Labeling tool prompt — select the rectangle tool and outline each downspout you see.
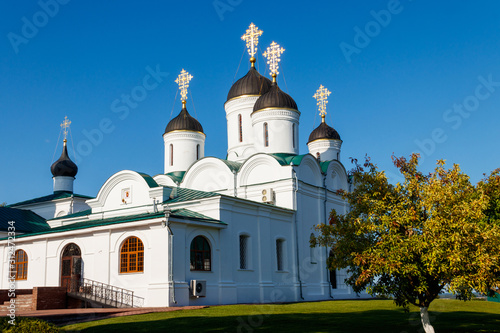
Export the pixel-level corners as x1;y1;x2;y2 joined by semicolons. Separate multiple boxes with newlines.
165;208;177;304
291;166;304;300
233;170;237;197
324;173;333;299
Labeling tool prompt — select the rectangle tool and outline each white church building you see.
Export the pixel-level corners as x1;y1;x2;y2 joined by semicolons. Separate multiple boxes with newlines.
0;24;362;307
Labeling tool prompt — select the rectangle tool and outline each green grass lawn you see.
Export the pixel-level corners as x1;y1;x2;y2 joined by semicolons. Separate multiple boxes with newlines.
62;299;500;333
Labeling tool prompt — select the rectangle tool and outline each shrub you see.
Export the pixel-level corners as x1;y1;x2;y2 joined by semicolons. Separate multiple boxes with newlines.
0;317;60;332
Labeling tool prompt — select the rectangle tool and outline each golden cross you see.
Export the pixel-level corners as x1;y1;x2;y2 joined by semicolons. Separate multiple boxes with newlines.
313;85;331;121
241;23;263;58
60;116;71;141
263;42;285;78
175;69;193;102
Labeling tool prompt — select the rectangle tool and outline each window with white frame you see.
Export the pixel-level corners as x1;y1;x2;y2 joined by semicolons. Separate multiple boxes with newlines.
276;239;284;271
239;235;249;269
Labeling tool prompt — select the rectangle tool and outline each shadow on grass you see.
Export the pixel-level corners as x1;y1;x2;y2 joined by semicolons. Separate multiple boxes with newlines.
66;310;500;333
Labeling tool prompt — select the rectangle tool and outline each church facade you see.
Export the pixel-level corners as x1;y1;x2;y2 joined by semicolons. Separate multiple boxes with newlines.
0;24;364;307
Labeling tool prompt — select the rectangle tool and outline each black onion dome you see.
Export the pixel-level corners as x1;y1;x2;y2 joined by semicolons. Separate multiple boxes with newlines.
253;82;298;113
164;107;204;134
227;67;272;101
51;143;78;177
308;121;341;143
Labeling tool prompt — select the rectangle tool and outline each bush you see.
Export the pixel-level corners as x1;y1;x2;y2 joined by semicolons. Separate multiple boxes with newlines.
0;317;60;332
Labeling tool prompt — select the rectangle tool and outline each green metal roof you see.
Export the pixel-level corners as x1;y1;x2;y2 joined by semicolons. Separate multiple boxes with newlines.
164;171;186;184
8;192;94;208
2;208;224;240
269;153;307;166
165;187;220;204
50;209;92;220
171;208;225;224
219;159;242;172
0;207;50;233
320;161;331;174
137;172;160;188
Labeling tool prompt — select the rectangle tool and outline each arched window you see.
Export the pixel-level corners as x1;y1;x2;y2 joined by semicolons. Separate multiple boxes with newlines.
238;114;243;142
196;144;200;160
190;236;211;271
239;235;249;269
120;237;144;273
292;124;295;148
329;249;337;289
170;144;174;166
15;250;28;280
309;233;317;264
276;239;284;271
264;123;269;147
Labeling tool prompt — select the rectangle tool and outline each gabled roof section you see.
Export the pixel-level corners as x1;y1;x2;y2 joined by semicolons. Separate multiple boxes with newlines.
171;208;225;225
0;207;50;233
6;211;165;240
2;208;225;240
50;209;92;221
8;193;94;208
165;187;220;204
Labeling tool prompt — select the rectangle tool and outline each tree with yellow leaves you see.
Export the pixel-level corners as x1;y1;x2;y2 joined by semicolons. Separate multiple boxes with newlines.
312;154;500;333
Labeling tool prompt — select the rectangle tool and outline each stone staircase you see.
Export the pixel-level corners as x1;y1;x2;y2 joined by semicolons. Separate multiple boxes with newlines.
0;294;33;312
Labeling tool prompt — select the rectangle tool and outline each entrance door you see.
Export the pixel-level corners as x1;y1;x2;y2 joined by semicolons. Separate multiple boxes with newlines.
61;243;82;292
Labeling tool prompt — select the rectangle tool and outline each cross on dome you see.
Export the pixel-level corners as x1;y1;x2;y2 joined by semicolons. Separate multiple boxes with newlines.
263;42;285;81
313;85;331;122
241;23;263;63
175;69;193;105
60;116;71;142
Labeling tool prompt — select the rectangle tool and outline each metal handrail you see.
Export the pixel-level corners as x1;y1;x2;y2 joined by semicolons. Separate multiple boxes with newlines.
71;278;144;307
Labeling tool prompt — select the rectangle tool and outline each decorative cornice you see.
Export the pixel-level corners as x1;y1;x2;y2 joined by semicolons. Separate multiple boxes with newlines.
251;107;301;116
163;130;206;139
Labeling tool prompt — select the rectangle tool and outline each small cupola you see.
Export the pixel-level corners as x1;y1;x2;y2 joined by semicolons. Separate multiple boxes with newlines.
307;85;342;161
227;63;272;102
163;69;206;174
252;81;298;113
51;140;78;178
165;104;204;135
51;117;78;193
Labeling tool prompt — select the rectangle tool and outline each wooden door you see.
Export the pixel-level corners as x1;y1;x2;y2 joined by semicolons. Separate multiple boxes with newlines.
61;243;82;292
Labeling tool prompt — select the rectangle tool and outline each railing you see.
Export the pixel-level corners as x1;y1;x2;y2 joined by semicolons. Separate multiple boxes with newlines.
71;278;144;308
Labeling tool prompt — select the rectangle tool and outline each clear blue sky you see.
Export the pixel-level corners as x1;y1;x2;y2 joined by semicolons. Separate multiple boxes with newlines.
1;0;499;204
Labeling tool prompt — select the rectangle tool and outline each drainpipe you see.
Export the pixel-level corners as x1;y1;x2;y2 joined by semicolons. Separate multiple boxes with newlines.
233;170;237;197
291;166;304;300
165;208;177;304
324;174;333;299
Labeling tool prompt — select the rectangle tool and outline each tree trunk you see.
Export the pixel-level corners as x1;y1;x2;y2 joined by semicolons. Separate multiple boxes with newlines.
420;307;435;333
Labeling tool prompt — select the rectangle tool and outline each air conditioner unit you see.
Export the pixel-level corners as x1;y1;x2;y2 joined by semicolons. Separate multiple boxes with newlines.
190;280;206;297
261;188;275;204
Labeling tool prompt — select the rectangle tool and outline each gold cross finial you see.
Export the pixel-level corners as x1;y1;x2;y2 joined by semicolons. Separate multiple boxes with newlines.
241;23;263;64
313;85;331;122
60;116;71;142
175;69;193;105
263;42;285;81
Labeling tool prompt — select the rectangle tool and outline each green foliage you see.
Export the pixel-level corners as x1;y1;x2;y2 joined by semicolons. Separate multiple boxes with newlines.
0;317;60;332
312;154;500;311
